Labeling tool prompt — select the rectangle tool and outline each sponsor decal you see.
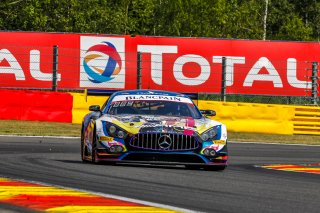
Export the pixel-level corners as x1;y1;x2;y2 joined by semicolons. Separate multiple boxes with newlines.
112;95;193;103
0;32;318;95
126;95;181;101
99;136;113;141
213;140;226;145
80;36;125;88
137;42;313;95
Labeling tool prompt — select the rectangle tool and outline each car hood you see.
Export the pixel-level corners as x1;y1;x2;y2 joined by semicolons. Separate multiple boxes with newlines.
99;114;221;135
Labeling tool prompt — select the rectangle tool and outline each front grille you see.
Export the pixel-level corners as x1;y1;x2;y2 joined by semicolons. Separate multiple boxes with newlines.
129;133;199;151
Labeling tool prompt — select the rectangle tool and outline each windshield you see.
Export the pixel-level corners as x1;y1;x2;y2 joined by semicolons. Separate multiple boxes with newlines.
107;100;202;119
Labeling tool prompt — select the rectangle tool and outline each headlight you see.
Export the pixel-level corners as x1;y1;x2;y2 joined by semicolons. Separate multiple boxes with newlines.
202;133;209;141
117;130;125;138
105;122;128;139
109;125;116;134
208;129;217;138
201;127;218;141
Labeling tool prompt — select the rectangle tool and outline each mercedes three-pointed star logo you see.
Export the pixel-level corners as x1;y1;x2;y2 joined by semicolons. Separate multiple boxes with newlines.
158;134;172;150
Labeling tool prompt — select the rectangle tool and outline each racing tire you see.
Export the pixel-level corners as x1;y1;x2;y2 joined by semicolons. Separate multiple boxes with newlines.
80;125;86;162
91;126;98;164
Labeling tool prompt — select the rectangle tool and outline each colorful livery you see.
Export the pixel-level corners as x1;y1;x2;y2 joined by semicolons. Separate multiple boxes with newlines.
81;90;228;170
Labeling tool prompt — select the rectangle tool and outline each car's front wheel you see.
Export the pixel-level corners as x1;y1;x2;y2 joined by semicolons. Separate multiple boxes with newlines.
80;124;86;162
91;126;98;163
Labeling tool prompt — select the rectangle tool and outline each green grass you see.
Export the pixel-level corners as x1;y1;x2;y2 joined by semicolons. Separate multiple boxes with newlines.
229;132;320;145
0;120;319;145
0;120;81;137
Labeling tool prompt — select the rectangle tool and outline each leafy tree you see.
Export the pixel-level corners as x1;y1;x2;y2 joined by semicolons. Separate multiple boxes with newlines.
267;0;313;41
0;0;319;41
291;0;320;41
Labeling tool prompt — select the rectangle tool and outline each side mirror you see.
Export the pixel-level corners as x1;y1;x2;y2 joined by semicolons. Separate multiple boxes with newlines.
200;110;216;116
89;105;100;112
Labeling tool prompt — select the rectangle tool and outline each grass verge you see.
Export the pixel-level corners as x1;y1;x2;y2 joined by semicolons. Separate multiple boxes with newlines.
0;120;81;137
0;120;319;145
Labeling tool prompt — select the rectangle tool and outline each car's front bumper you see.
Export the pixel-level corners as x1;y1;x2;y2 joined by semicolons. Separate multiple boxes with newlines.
96;149;228;166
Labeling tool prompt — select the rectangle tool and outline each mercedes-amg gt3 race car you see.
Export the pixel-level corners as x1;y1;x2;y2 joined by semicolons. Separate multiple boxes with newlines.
81;90;228;170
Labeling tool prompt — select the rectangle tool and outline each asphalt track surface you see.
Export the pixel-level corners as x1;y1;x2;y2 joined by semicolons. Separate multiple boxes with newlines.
0;136;319;213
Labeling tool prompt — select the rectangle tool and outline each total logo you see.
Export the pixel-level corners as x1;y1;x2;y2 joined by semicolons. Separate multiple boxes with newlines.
80;36;125;88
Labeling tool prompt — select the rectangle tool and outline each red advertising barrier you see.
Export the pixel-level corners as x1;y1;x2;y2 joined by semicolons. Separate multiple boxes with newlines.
0;90;72;122
133;36;320;96
0;32;80;89
0;32;319;96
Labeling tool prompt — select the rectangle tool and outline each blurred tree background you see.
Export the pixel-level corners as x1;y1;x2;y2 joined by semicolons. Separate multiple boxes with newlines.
0;0;319;41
